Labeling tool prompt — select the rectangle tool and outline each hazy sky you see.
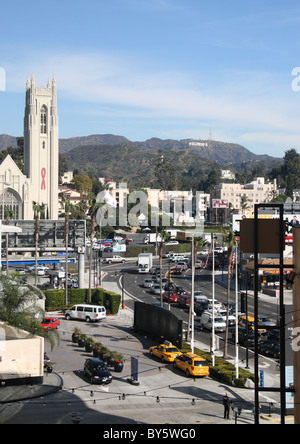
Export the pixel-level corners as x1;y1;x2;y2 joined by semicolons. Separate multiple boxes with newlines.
0;0;300;157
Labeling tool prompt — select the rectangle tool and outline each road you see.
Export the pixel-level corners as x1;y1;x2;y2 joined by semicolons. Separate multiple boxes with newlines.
101;254;281;391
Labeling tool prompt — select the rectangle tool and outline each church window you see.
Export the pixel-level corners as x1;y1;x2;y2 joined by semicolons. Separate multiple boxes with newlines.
40;106;47;134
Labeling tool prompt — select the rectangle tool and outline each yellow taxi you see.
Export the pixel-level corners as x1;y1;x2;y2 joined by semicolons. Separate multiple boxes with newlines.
238;315;266;332
173;352;210;377
149;341;182;363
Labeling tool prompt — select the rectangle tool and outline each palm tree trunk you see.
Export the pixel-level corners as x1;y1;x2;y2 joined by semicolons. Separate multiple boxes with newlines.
223;248;233;359
65;213;69;306
35;214;39;286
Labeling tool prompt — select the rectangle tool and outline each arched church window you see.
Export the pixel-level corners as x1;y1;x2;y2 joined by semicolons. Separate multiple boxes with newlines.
0;190;21;220
40;105;47;134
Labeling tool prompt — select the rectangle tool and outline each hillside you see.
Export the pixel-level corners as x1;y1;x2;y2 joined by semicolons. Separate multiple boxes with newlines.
63;141;216;189
0;133;281;167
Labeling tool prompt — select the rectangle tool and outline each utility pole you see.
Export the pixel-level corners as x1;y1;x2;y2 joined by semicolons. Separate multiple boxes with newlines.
293;228;300;424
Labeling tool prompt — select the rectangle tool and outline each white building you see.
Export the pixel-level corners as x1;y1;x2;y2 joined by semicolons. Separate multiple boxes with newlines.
211;177;277;212
0;75;59;219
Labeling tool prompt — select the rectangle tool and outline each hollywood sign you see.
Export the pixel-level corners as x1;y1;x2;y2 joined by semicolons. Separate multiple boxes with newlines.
188;142;208;147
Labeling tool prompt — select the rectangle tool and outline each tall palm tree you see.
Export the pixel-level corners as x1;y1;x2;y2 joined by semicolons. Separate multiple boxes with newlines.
63;198;74;306
32;201;46;286
4;206;15;272
87;194;101;303
222;228;236;359
158;229;170;307
187;236;207;340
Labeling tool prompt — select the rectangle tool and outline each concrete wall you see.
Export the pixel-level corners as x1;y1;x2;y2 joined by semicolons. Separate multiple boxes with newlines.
0;322;44;385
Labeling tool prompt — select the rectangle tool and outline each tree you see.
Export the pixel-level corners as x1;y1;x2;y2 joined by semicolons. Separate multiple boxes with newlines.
222;228;236;359
61;198;74;306
240;194;251;211
87;194;101;303
158;229;170;307
0;273;59;350
4;206;14;271
73;173;93;196
32;202;46;286
187;236;207;340
154;156;176;190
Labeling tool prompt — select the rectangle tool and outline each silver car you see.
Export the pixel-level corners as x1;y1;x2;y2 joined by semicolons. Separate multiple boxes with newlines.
143;279;154;288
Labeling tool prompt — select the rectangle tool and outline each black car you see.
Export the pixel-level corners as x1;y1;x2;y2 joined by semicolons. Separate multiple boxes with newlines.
258;341;280;359
84;358;112;385
232;326;255;348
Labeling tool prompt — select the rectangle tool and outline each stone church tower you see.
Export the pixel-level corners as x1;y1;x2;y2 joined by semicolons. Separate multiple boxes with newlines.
23;75;59;219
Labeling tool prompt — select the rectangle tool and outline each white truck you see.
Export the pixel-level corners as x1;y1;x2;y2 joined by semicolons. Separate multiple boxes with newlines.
105;255;126;264
143;233;162;244
138;253;153;274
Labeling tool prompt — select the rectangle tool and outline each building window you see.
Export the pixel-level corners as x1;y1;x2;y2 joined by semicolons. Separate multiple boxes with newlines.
41;106;47;134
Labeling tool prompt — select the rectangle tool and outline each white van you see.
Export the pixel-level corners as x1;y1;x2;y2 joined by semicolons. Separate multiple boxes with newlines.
65;304;106;322
200;311;226;332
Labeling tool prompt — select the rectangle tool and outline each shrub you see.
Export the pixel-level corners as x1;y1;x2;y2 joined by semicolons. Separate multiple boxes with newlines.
44;288;121;314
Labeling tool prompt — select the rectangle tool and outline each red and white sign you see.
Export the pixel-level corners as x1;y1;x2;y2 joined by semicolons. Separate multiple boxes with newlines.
212;199;229;209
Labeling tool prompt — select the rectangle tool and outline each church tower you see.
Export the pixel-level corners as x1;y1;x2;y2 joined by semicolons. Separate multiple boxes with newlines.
23;75;59;219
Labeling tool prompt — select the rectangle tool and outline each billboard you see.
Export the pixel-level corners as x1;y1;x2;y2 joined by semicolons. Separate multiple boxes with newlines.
212;199;229;209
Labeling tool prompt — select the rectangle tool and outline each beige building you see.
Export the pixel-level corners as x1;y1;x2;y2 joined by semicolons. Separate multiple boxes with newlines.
211;177;277;212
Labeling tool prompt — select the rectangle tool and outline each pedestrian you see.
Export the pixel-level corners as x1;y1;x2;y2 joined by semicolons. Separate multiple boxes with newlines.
223;392;231;420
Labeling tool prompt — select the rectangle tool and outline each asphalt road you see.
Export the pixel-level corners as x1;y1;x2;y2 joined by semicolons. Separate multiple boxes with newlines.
101;255;282;390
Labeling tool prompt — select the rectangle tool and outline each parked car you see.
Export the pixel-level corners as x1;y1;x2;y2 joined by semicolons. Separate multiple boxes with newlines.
15;267;26;275
164;240;179;246
173;352;210;377
84;358;112;384
149;341;182;362
41;317;60;331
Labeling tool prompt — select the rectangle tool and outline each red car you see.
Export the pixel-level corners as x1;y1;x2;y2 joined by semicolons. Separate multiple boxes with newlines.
177;294;191;308
41;317;60;331
163;291;178;303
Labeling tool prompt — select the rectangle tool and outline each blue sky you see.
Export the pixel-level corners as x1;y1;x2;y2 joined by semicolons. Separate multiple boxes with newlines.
0;0;300;158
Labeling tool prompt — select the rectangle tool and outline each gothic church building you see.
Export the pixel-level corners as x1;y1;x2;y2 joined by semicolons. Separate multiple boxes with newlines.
0;75;59;220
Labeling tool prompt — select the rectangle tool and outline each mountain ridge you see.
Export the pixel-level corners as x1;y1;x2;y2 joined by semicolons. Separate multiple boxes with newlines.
0;133;281;165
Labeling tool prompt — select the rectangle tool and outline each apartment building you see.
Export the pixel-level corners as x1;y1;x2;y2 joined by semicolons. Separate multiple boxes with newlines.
211;177;277;212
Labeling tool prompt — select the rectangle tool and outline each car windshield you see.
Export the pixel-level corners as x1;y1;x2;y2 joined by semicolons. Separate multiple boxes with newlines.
94;364;107;371
194;360;209;367
215;318;224;324
42;319;51;324
166;347;179;353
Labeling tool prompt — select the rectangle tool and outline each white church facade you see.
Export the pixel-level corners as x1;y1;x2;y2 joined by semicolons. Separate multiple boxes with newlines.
0;75;59;220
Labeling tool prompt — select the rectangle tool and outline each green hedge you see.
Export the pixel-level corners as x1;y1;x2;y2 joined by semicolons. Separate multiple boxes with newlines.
43;288;121;315
181;343;255;388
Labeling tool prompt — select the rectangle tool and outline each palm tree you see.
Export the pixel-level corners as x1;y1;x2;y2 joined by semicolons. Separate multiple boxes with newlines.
62;198;74;306
187;236;207;340
4;206;15;272
0;273;59;350
87;194;101;303
32;201;46;286
222;228;236;359
158;229;170;307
